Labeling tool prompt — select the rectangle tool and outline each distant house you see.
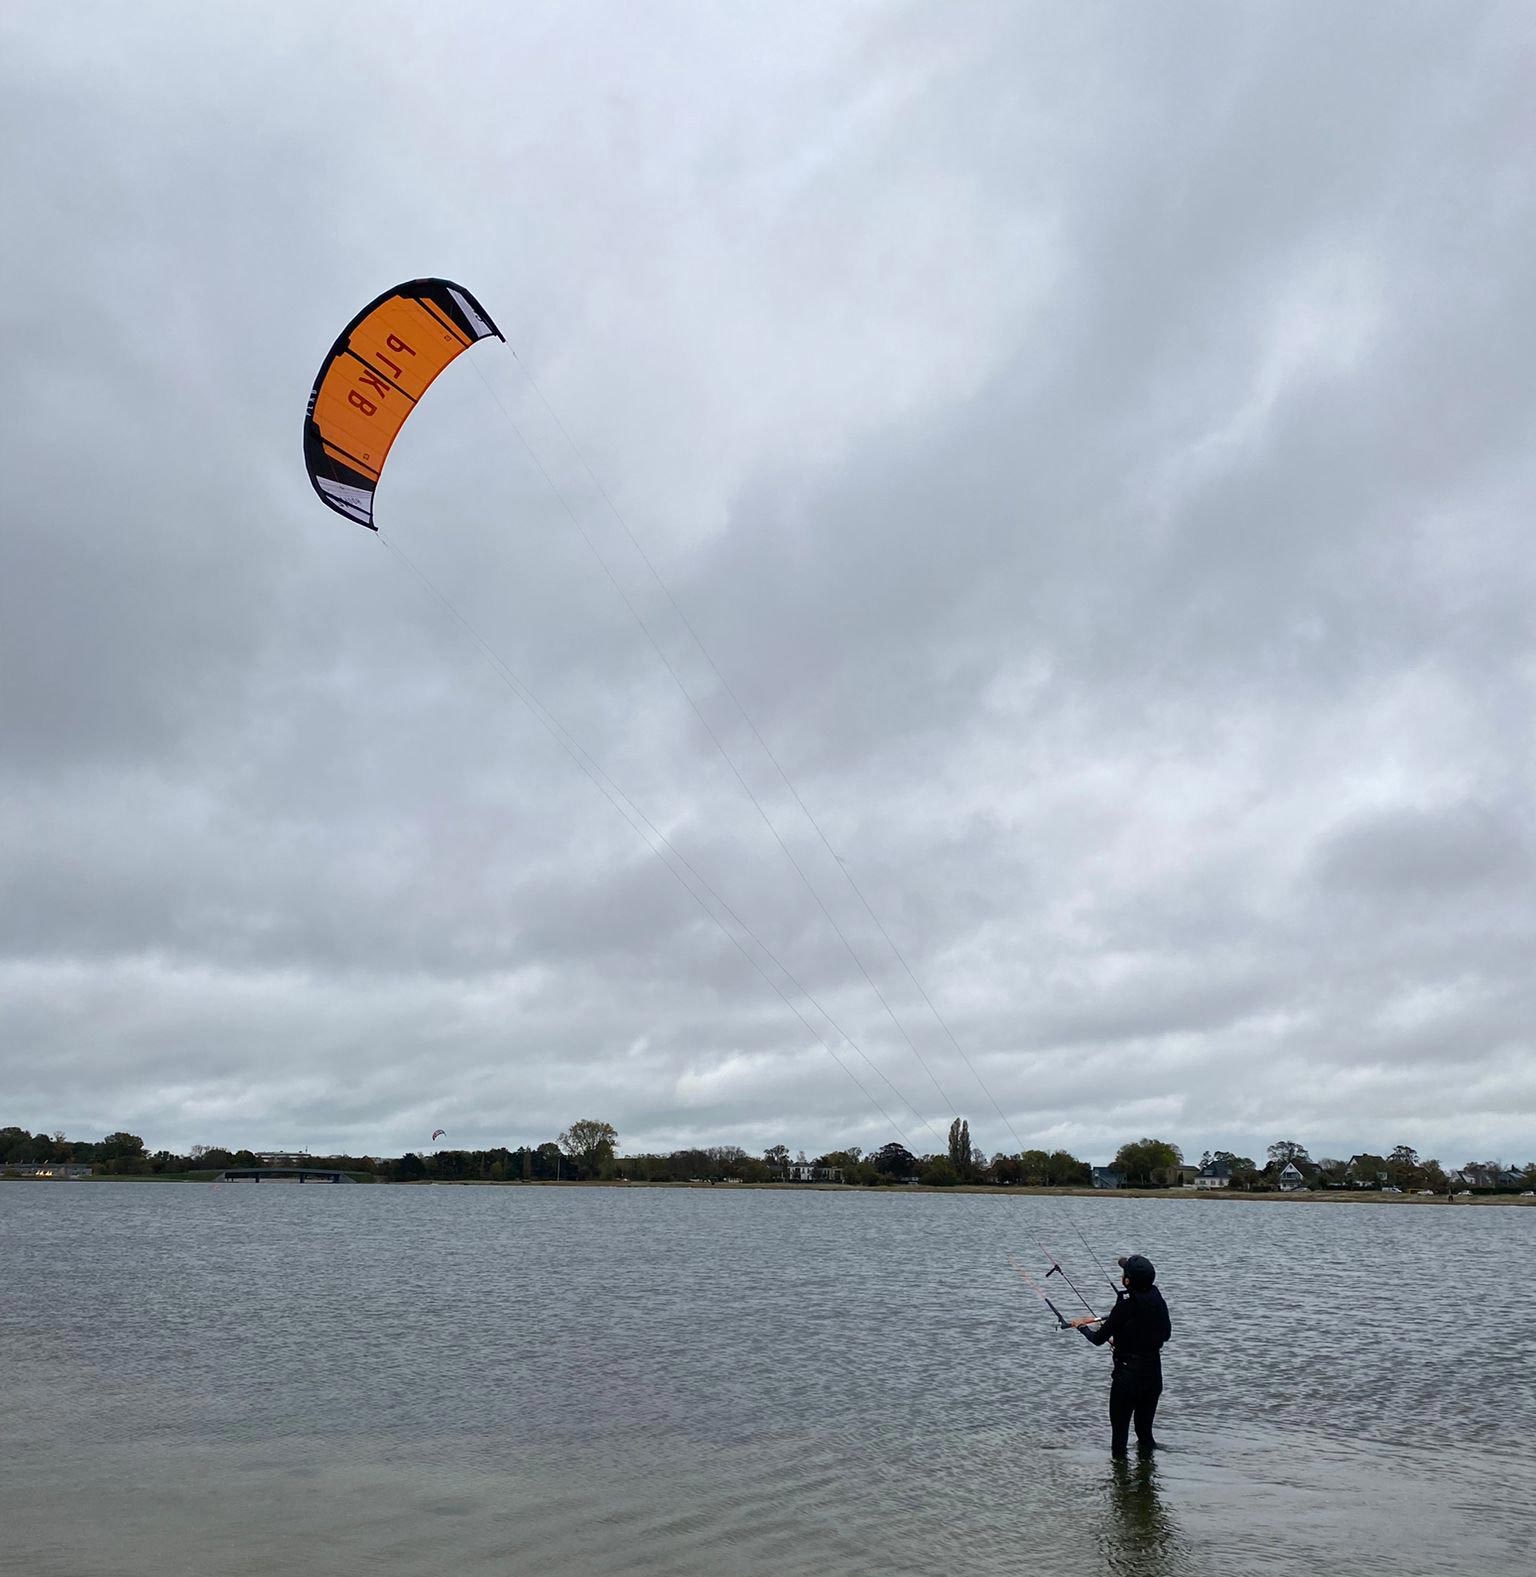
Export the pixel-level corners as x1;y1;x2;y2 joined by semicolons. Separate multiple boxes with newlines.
788;1163;843;1183
1091;1167;1122;1189
1194;1160;1232;1189
1449;1165;1524;1191
1175;1164;1200;1187
255;1150;311;1166
1278;1162;1308;1192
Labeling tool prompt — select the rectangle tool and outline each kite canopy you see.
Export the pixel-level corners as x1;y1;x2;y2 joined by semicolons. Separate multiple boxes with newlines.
431;1129;447;1142
303;278;503;529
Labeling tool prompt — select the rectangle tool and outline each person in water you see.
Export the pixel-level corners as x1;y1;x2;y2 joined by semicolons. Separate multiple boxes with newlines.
1070;1253;1171;1456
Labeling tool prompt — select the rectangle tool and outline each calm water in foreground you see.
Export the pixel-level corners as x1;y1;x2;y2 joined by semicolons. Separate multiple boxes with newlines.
3;1182;1532;1577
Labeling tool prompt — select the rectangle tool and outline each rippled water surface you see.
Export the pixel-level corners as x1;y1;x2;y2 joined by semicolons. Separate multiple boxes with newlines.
4;1183;1531;1576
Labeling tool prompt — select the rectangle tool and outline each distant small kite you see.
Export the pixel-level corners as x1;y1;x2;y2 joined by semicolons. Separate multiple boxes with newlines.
431;1129;447;1142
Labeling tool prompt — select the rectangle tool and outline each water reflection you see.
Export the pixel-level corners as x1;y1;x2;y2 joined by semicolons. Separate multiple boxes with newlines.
1099;1455;1188;1576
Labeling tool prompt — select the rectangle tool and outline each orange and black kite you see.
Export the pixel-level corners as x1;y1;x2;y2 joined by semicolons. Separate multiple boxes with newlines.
303;278;504;529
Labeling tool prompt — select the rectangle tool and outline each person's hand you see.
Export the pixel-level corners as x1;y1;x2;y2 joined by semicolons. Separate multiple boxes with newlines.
1068;1315;1099;1328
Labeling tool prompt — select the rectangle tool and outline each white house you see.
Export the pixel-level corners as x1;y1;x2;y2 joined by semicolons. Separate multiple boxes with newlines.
1278;1162;1308;1192
1194;1160;1232;1189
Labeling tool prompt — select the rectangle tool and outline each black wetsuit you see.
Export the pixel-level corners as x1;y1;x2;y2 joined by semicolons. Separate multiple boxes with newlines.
1081;1285;1171;1454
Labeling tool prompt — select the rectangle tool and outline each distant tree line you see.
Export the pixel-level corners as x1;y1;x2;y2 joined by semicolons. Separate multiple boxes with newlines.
0;1119;1093;1187
4;1121;1532;1192
1202;1139;1534;1194
1112;1136;1536;1194
0;1127;176;1174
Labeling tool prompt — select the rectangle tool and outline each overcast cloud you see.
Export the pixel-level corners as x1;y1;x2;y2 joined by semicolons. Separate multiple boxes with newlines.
2;1;1532;1166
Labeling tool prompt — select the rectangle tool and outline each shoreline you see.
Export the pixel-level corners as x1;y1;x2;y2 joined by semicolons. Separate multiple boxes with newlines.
5;1174;1531;1203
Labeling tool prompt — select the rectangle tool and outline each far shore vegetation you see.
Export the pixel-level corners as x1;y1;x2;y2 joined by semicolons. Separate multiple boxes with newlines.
4;1122;1533;1201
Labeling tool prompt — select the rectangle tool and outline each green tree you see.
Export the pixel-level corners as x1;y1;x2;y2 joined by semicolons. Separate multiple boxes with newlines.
98;1131;146;1162
1112;1138;1183;1188
558;1120;618;1178
669;1148;711;1181
1046;1149;1093;1187
1387;1144;1423;1189
1267;1139;1310;1167
707;1145;751;1179
921;1155;960;1186
872;1141;917;1178
948;1118;972;1177
1017;1149;1051;1185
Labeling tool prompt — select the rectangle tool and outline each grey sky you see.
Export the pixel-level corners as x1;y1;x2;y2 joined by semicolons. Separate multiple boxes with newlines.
3;1;1532;1166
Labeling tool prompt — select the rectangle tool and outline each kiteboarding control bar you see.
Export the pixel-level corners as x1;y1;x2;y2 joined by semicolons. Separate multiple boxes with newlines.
1008;1255;1100;1331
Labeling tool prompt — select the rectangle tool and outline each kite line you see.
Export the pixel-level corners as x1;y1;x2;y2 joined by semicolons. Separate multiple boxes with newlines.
301;278;1117;1319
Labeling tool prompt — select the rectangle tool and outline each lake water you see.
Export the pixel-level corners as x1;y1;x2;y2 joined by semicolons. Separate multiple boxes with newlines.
3;1182;1531;1576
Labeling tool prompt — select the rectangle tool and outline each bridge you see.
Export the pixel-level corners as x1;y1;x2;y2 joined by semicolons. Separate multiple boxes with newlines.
217;1167;359;1183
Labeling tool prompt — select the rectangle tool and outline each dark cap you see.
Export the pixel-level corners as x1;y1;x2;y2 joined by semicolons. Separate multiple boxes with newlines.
1117;1254;1156;1288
